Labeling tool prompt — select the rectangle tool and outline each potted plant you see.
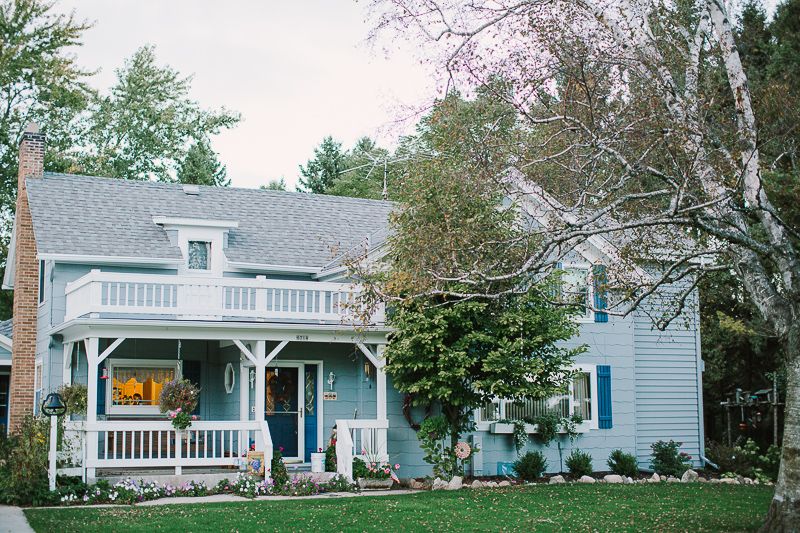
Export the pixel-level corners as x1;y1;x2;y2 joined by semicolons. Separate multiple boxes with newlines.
353;455;400;490
158;378;200;431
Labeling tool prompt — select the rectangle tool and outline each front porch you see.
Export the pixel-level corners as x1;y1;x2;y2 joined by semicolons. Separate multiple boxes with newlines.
54;321;389;482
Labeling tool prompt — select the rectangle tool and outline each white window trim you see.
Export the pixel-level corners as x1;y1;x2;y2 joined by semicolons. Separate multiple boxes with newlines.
474;364;599;433
560;262;597;323
34;360;43;411
105;358;180;416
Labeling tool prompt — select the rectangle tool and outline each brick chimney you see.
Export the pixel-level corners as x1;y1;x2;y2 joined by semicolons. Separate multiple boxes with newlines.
8;123;44;432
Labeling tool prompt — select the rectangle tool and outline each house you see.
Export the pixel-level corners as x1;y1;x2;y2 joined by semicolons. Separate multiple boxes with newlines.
5;125;706;481
0;319;11;433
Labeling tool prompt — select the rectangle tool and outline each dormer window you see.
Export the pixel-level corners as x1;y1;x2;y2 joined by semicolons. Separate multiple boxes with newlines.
188;241;211;270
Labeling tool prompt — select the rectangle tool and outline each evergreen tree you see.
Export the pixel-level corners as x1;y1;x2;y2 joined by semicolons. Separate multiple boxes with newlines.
297;136;346;194
176;142;229;187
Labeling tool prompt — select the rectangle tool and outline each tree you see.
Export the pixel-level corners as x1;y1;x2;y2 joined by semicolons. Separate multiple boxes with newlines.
261;178;287;191
0;0;94;320
369;109;583;467
74;45;241;181
367;0;800;529
176;141;229;187
297;136;346;194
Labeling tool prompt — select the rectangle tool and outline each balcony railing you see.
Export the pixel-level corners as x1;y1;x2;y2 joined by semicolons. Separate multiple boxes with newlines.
64;270;385;324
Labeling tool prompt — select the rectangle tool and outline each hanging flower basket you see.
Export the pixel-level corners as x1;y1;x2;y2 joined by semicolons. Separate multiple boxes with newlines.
159;378;200;431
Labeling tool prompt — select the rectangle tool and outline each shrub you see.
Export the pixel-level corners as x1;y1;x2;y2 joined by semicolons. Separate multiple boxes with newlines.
704;440;753;477
650;440;691;476
565;449;593;477
58;383;88;417
325;442;337;472
606;449;639;478
740;439;780;482
0;414;55;506
271;448;288;488
513;450;548;481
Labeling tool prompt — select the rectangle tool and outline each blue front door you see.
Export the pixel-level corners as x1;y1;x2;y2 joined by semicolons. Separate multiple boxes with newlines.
303;365;318;462
265;365;302;460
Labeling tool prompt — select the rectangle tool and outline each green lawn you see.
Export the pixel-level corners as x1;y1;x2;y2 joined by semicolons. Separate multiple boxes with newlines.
24;483;772;533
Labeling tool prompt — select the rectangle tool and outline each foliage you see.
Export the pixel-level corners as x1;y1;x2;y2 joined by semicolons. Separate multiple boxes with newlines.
0;0;95;320
650;440;692;477
297;136;346;194
298;135;399;199
261;178;287;191
57;383;87;417
325;442;336;472
417;416;459;478
158;378;200;414
176;141;229;187
73;45;240;182
705;440;754;477
271;447;288;488
565;449;593;478
0;414;51;505
352;457;400;481
167;409;197;431
513;450;548;481
526;412;583;447
740;439;781;483
606;449;639;478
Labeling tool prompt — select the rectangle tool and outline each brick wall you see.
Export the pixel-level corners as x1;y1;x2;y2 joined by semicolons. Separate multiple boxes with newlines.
9;125;44;433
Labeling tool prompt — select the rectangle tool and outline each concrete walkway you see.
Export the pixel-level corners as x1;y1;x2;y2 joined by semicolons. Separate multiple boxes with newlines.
0;505;36;533
2;489;420;532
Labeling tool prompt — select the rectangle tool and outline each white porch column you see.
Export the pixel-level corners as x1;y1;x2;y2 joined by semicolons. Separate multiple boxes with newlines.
376;345;387;421
84;337;99;480
239;362;250;422
253;341;266;450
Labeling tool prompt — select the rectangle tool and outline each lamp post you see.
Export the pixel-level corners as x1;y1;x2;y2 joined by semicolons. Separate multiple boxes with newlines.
42;392;67;491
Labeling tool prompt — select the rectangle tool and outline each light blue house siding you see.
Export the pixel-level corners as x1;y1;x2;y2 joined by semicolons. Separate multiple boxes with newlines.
634;305;704;470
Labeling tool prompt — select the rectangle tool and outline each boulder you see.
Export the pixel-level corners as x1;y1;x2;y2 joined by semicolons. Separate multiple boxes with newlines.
624;477;634;484
648;473;661;483
578;475;596;483
470;480;483;489
698;477;707;483
719;477;736;484
446;476;462;490
681;470;699;483
666;477;679;483
499;481;511;487
432;478;448;491
486;481;499;488
549;475;566;484
410;479;425;490
744;478;754;485
604;475;624;484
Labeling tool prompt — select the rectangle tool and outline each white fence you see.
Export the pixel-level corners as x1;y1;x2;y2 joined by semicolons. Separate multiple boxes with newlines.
335;419;389;480
65;270;384;323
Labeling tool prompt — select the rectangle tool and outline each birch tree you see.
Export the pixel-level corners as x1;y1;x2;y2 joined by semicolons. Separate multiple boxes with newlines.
366;0;800;530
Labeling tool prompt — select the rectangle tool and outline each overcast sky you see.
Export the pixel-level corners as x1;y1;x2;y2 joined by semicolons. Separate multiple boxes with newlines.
55;1;437;190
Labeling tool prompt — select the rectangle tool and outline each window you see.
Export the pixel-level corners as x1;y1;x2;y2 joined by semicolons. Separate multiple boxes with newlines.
38;261;45;304
561;265;590;319
34;363;42;413
106;359;179;415
475;366;600;431
188;241;211;270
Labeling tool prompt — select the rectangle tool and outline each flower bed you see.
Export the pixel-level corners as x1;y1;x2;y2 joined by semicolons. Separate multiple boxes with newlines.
54;473;357;506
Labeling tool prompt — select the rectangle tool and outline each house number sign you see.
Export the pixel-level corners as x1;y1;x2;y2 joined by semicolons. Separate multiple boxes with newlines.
296;335;309;341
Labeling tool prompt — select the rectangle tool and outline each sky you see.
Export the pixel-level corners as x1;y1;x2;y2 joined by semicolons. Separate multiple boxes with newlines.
54;1;438;190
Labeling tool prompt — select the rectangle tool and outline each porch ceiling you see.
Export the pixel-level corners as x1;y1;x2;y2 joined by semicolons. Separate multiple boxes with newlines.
48;318;389;344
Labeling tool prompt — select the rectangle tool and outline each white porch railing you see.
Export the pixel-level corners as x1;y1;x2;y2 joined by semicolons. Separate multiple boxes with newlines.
335;419;389;481
77;420;271;477
64;270;385;324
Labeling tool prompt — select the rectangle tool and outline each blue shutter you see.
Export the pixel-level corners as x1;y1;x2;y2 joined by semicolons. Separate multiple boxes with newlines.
597;365;612;428
593;264;608;323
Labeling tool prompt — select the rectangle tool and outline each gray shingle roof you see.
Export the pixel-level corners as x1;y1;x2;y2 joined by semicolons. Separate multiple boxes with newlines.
0;319;11;339
26;174;393;270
